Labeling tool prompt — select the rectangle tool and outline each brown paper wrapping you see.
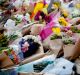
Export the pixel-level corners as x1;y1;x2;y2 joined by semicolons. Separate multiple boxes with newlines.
30;24;44;35
70;38;80;60
0;41;44;69
43;33;63;55
49;39;63;55
63;44;75;58
21;45;45;65
0;53;14;68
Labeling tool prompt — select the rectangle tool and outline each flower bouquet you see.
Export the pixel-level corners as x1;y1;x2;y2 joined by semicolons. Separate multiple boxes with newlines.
0;47;20;68
63;37;75;58
49;34;63;55
0;0;10;10
19;35;41;58
71;26;80;33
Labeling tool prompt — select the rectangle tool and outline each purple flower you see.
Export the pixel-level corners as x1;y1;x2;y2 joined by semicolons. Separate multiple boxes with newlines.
44;15;52;24
34;11;52;24
34;11;45;21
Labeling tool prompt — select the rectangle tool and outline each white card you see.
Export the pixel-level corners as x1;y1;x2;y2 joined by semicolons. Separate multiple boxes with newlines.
4;19;15;29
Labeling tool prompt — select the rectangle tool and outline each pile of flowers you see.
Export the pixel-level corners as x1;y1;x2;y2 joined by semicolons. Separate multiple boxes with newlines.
0;0;80;70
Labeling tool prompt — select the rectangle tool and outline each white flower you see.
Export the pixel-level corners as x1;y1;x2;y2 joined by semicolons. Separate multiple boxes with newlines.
14;14;23;21
23;35;40;44
13;0;23;8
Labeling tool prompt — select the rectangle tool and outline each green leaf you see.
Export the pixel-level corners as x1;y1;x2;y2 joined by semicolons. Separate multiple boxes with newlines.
50;34;62;40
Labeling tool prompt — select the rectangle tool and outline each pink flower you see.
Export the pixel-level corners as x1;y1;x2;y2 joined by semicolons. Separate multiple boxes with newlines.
66;18;71;23
21;42;29;52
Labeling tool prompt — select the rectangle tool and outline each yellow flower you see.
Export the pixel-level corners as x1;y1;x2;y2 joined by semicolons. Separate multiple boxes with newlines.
62;12;68;18
42;4;48;14
61;9;69;18
75;3;80;9
59;17;68;26
34;2;44;14
44;4;48;8
53;4;58;9
52;27;61;35
53;2;61;8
